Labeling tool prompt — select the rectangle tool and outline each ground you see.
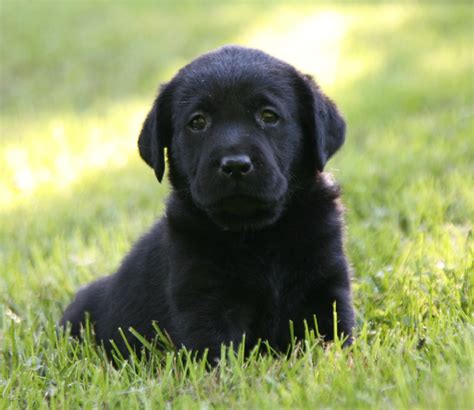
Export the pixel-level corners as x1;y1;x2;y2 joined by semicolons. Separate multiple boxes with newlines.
0;2;473;408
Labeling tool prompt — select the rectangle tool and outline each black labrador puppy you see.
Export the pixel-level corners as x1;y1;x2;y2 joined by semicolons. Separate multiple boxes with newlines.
61;46;355;360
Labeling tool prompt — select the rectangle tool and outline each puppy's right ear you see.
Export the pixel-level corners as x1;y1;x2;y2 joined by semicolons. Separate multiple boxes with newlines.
138;82;174;182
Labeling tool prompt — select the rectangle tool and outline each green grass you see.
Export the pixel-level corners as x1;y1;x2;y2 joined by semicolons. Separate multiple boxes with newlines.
1;1;473;408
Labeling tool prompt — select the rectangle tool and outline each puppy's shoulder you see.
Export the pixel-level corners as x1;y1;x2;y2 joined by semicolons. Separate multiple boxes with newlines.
301;172;346;239
117;217;170;277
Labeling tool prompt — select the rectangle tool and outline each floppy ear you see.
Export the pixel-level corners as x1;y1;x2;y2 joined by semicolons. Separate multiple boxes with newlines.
299;74;346;172
138;82;174;182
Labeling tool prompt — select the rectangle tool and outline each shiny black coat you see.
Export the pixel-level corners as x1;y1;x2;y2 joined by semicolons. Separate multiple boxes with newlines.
61;46;355;360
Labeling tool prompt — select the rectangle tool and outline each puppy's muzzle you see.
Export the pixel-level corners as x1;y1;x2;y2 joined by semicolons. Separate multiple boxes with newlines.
219;155;254;179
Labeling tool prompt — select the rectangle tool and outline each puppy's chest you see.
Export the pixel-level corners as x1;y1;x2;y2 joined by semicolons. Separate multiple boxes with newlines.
229;256;309;316
219;245;314;298
173;240;317;341
257;262;297;307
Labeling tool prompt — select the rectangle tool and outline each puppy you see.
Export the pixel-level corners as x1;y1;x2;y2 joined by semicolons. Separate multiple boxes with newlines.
61;46;355;361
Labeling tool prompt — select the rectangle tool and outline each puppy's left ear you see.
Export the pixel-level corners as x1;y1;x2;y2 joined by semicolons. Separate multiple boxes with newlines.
298;74;346;172
138;82;174;182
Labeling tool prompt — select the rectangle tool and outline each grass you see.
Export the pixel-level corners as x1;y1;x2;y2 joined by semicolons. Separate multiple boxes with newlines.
1;1;473;408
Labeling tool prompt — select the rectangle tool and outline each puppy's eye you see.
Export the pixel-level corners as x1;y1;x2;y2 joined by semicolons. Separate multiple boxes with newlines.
260;109;279;124
188;114;207;131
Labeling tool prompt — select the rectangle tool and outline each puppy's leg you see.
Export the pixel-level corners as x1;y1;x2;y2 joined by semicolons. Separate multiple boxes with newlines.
309;286;355;346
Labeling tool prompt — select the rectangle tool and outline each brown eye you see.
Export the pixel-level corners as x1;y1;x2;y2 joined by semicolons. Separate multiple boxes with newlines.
260;109;279;124
188;114;207;131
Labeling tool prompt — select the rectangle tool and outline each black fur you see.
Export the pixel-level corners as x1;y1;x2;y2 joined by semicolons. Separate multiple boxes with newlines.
61;46;355;361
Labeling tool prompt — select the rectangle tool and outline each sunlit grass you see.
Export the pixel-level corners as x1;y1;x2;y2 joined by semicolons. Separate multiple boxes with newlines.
0;100;147;209
0;1;473;408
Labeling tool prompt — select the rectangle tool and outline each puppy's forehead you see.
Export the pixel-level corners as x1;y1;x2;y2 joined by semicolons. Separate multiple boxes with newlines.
172;47;298;108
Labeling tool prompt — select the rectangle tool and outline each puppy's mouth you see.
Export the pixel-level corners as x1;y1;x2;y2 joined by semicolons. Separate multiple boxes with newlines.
206;194;285;231
213;195;271;216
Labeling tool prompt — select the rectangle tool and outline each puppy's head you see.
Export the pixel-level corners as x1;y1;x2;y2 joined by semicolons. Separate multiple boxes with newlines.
138;46;346;231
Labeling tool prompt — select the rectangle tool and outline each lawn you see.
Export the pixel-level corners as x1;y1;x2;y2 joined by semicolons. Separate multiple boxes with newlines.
0;1;473;408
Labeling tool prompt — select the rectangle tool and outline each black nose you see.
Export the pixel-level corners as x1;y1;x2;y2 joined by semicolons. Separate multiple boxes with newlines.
219;155;253;177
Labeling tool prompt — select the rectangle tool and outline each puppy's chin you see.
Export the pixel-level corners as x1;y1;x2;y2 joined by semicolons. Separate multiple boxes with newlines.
205;195;285;231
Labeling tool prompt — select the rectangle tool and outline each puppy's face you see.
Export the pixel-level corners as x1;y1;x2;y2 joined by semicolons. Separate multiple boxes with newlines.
170;63;305;230
138;46;346;231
